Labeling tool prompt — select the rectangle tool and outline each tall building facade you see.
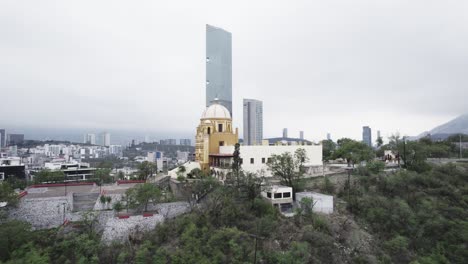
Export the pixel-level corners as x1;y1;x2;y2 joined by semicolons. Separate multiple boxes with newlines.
98;132;111;147
84;133;96;145
180;139;192;146
327;133;331;141
7;134;24;146
243;99;263;145
283;128;288;138
362;126;372;147
0;129;5;148
206;24;232;115
300;131;304;140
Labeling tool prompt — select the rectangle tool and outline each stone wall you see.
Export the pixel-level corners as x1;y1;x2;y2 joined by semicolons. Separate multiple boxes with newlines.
101;202;190;243
8;196;77;229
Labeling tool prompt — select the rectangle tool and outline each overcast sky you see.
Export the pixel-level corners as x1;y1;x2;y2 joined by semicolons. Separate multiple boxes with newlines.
1;0;467;142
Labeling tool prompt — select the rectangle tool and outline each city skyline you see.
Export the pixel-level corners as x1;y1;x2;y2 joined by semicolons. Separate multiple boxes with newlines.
1;1;467;142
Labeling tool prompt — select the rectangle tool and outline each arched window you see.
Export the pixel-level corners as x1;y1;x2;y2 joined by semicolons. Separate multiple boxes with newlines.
218;123;223;132
207;127;211;134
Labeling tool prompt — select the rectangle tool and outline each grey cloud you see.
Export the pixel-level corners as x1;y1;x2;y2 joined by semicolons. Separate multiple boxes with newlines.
1;0;467;142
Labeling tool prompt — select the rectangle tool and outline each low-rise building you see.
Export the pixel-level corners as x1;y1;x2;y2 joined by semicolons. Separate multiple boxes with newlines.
0;157;26;180
43;160;96;181
261;185;293;213
216;145;322;177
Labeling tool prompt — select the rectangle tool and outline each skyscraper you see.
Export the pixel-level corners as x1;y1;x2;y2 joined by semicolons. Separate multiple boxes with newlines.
377;130;381;140
206;24;232;115
84;133;96;145
243;99;263;145
362;126;372;147
327;133;331;141
300;131;304;140
283;128;288;138
0;129;5;148
7;134;24;146
102;132;111;147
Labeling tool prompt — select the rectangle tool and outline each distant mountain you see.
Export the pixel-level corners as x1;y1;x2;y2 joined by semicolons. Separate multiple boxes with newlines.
429;114;468;135
411;114;468;140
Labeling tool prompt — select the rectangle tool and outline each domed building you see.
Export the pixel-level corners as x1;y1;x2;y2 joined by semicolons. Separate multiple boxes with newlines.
195;100;238;172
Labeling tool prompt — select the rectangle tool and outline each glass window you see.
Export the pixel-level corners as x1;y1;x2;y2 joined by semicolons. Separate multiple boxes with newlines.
218;124;223;132
283;192;291;198
262;158;266;163
274;193;282;199
250;158;254;164
267;192;271;198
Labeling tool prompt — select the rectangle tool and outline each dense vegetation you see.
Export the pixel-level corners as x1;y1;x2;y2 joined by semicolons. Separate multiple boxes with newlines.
347;163;468;263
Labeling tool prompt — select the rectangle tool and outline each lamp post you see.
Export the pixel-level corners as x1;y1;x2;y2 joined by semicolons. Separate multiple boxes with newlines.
345;166;354;202
460;134;463;159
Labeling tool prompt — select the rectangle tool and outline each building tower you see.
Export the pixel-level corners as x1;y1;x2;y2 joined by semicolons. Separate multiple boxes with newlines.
84;133;96;145
327;133;331;141
206;24;232;115
300;131;304;140
243;99;263;145
283;128;288;139
195;100;238;172
0;129;5;148
362;126;372;147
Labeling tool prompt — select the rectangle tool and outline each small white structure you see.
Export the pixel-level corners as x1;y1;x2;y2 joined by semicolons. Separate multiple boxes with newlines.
261;185;293;206
295;192;334;214
218;145;322;177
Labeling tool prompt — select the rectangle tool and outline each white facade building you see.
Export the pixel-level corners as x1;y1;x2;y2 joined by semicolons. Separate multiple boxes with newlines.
218;145;322;177
84;133;96;145
295;192;334;214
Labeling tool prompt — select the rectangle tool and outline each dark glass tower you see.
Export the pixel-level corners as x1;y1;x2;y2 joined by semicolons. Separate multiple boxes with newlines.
206;24;232;115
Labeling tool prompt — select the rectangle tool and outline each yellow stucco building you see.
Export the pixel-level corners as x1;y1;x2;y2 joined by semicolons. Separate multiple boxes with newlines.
195;101;238;172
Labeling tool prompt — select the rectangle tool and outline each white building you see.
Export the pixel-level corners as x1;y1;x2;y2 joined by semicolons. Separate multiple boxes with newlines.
100;132;111;147
295;192;334;214
176;151;190;163
218;145;322;177
147;151;164;171
261;185;294;214
84;133;96;145
109;145;123;157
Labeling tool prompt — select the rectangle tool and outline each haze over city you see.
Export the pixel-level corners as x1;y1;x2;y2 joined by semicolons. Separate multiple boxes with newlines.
1;0;468;142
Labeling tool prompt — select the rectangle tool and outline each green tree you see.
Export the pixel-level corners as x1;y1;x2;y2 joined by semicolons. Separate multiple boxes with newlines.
137;161;157;180
333;138;375;166
376;136;384;147
0;220;31;261
94;168;113;183
321;139;336;161
125;183;162;212
117;171;125;180
232;143;242;187
34;169;66;183
0;182;19;207
267;148;308;197
113;201;124;214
